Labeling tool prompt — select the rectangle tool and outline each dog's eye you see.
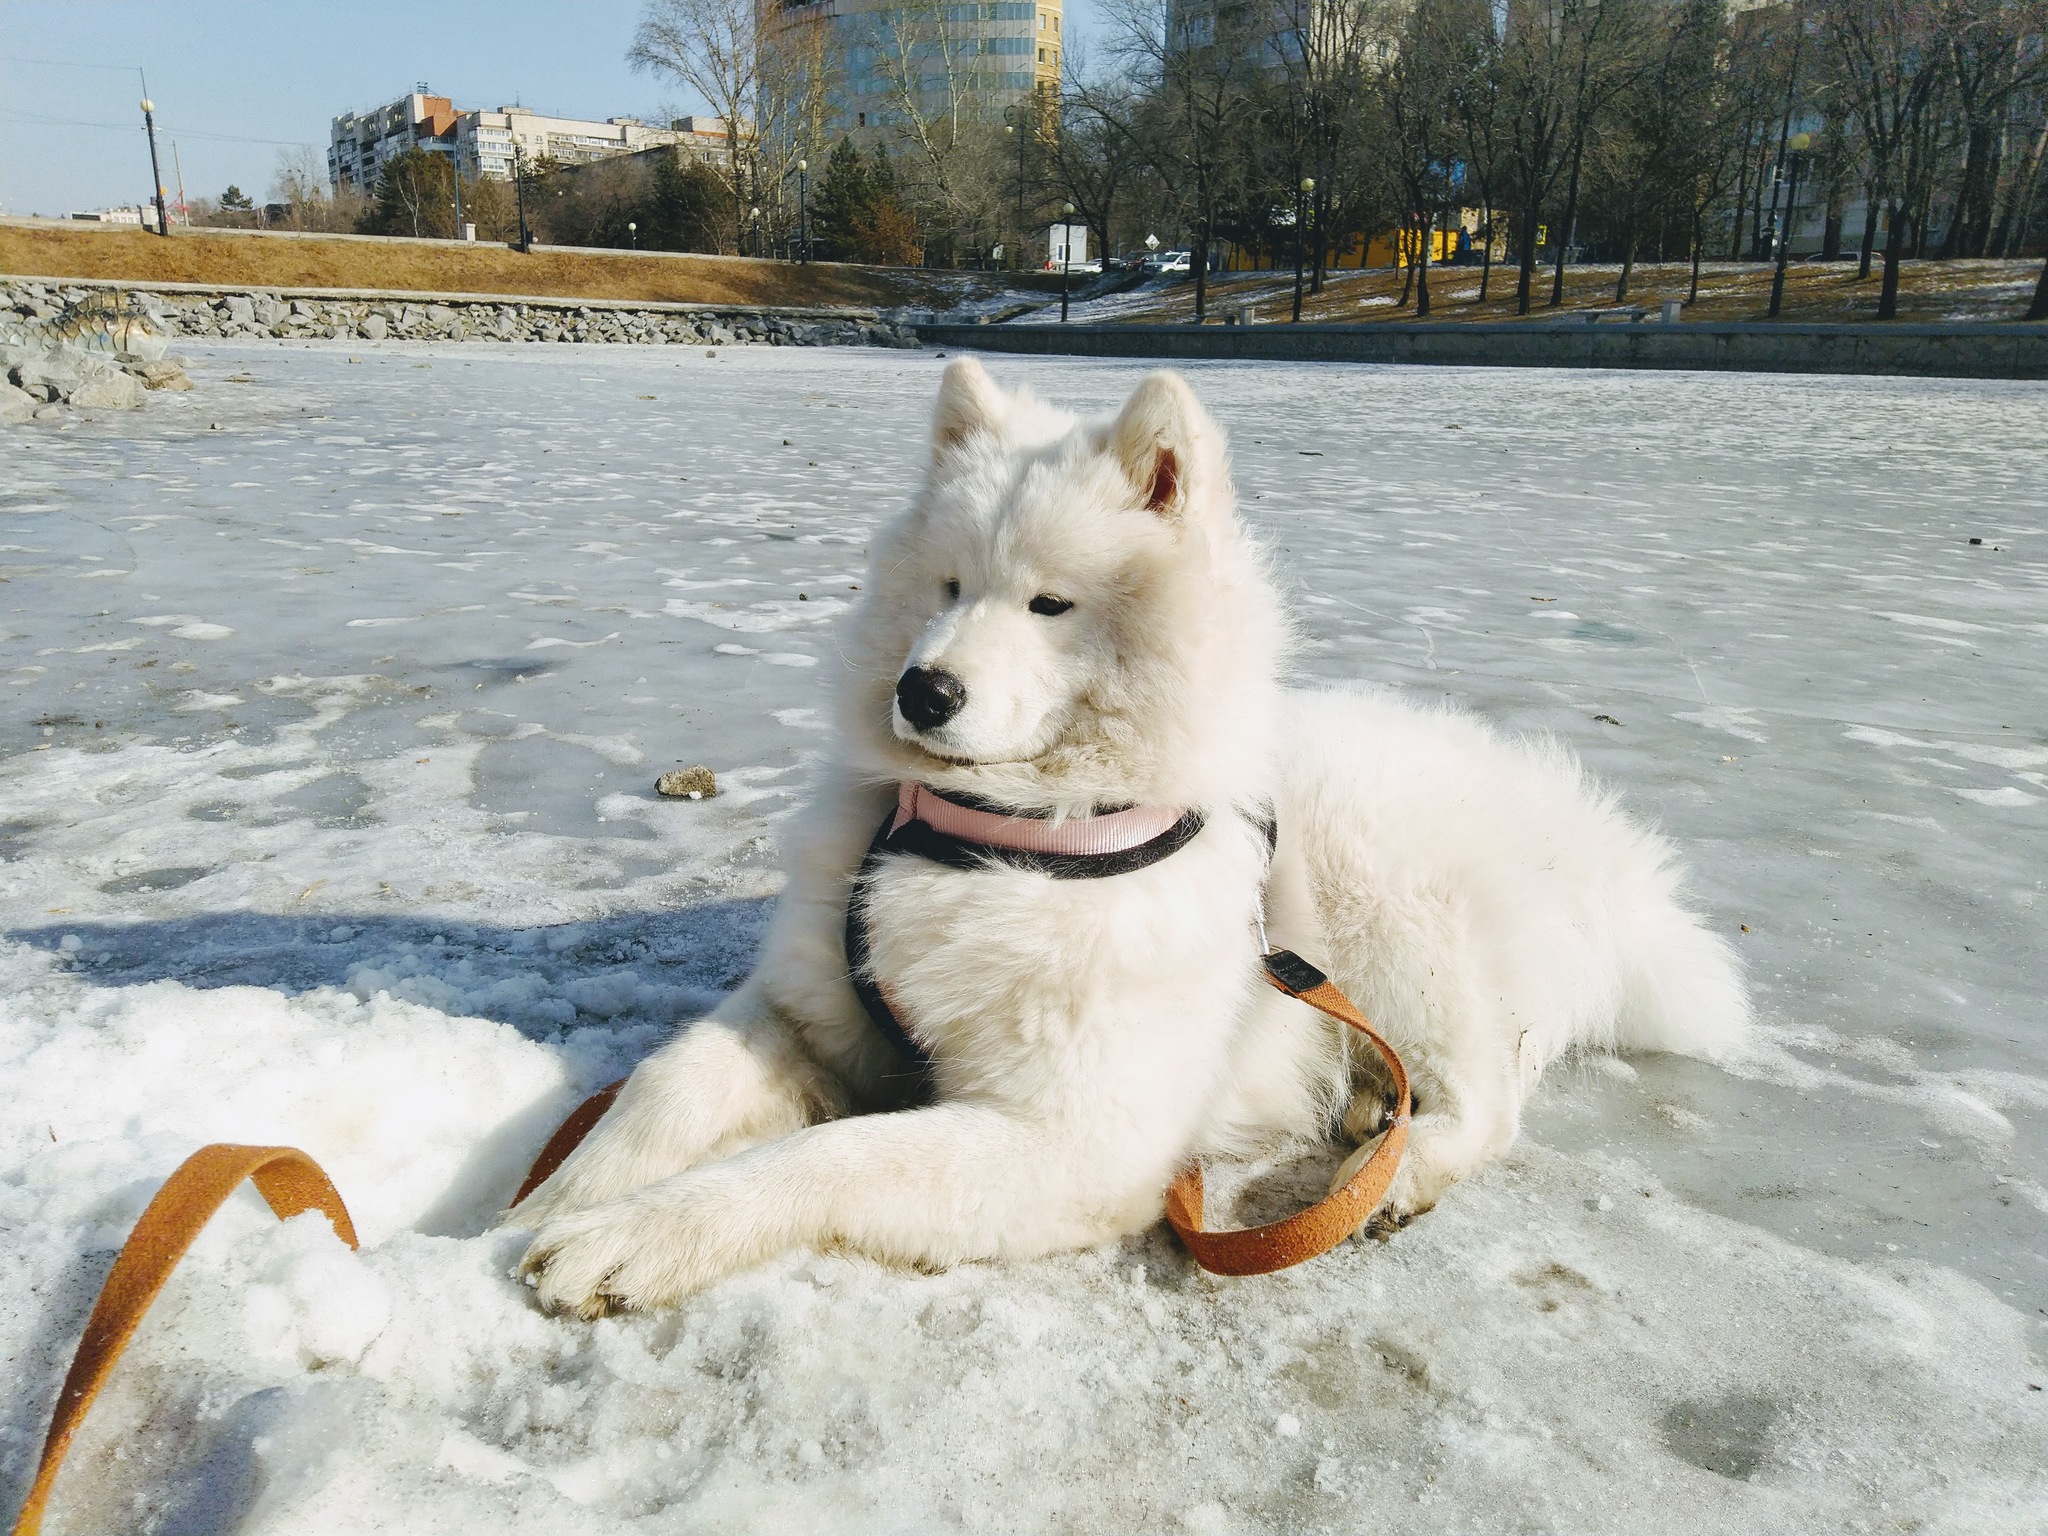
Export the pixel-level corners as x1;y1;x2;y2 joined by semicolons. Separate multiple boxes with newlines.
1029;594;1074;617
944;579;961;601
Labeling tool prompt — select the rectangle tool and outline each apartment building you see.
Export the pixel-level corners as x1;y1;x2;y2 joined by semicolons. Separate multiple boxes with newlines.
764;0;1064;149
328;90;714;191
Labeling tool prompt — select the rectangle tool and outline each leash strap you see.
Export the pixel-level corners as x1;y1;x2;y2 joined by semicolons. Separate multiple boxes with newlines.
11;1146;357;1536
17;951;1405;1529
1164;950;1413;1276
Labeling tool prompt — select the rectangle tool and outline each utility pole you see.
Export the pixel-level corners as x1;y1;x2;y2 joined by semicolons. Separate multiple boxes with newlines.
797;158;809;264
171;140;190;227
140;94;171;237
513;143;531;251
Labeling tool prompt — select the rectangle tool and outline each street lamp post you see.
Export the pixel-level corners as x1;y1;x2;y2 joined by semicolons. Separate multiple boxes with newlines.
139;98;171;238
628;220;637;250
1060;201;1076;323
1769;131;1811;320
1004;107;1028;271
797;159;809;264
1292;176;1315;323
750;205;762;259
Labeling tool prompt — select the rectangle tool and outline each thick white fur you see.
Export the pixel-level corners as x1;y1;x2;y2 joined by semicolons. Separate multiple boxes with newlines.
511;360;1749;1316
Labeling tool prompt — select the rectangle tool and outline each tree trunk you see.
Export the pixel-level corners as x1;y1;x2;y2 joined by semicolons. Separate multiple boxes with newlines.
1879;202;1906;319
1310;187;1327;295
1549;140;1584;307
1193;214;1208;322
1399;221;1418;308
1516;202;1540;316
1989;120;2048;258
1749;148;1771;260
1941;123;1992;259
1689;208;1704;304
1615;205;1637;303
1479;202;1494;303
1822;184;1845;260
1728;123;1755;260
1417;212;1433;317
1857;192;1879;280
2026;249;2048;322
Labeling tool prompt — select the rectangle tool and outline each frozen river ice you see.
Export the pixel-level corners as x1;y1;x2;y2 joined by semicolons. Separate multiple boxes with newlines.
2;342;2045;1532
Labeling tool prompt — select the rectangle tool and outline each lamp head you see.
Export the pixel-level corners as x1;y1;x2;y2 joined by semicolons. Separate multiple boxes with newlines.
140;98;154;114
1789;131;1812;153
1300;176;1315;194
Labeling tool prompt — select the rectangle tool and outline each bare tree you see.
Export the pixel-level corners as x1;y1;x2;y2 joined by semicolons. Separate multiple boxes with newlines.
864;0;1010;257
1821;0;1952;317
1493;0;1613;314
1594;0;1723;303
1373;0;1465;315
1105;0;1259;320
1053;70;1148;270
631;0;829;253
1936;0;2048;256
1449;0;1513;303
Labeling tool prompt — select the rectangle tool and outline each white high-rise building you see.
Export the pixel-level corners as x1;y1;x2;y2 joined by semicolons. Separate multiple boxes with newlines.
763;0;1065;148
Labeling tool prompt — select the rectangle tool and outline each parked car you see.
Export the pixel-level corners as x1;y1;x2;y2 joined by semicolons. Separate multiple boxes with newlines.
1144;249;1193;275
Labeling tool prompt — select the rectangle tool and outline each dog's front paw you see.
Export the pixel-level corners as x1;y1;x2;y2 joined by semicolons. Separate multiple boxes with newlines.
518;1174;761;1318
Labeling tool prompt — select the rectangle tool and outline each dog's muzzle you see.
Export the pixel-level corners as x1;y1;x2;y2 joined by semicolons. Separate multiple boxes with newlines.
896;667;967;733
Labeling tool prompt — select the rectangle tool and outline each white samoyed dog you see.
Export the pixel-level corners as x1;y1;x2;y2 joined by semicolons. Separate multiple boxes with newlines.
512;359;1749;1315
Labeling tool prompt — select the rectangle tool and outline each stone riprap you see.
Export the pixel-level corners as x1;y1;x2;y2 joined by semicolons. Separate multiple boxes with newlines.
2;288;192;424
0;278;922;354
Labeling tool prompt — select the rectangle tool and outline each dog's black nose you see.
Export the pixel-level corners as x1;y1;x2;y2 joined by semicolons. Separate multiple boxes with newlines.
896;667;967;732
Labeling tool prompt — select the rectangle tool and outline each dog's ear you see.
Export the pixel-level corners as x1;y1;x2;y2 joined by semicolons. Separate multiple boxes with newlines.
931;357;1007;455
1108;371;1212;519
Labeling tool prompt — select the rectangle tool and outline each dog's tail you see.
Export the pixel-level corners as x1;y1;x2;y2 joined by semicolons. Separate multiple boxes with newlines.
1610;877;1752;1061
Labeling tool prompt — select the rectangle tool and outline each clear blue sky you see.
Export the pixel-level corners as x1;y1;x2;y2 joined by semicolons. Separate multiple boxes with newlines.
0;0;1107;217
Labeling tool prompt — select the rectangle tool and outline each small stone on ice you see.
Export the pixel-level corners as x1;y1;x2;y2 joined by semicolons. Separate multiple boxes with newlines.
657;765;718;799
1597;1194;1615;1212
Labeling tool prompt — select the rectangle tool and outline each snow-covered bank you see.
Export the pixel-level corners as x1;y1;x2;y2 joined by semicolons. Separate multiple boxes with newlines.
3;343;2044;1531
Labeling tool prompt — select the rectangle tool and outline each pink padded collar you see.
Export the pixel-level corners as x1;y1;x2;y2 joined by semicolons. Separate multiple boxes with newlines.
891;782;1188;857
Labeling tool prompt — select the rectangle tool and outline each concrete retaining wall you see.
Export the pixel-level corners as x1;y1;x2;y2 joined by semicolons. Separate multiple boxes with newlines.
914;319;2048;380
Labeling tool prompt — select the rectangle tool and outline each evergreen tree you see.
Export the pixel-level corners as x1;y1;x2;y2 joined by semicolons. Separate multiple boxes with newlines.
358;148;454;238
645;151;732;252
810;137;872;260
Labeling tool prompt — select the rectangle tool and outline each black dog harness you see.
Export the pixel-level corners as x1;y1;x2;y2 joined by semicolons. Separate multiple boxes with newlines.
845;783;1281;1075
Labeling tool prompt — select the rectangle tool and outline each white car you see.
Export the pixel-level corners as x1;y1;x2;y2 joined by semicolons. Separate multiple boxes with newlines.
1144;249;1193;275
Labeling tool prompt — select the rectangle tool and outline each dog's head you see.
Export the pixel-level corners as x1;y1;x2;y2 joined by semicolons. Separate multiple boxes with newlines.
841;359;1288;810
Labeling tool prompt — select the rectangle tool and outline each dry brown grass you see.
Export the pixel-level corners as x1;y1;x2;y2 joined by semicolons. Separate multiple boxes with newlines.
0;221;1052;310
1108;258;2044;326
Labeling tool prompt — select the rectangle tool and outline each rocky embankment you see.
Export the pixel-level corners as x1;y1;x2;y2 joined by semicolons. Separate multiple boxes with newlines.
3;289;191;424
2;278;921;351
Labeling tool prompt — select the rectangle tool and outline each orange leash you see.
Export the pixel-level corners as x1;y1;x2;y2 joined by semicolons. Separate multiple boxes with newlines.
1165;953;1412;1276
10;1146;357;1536
12;958;1405;1532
